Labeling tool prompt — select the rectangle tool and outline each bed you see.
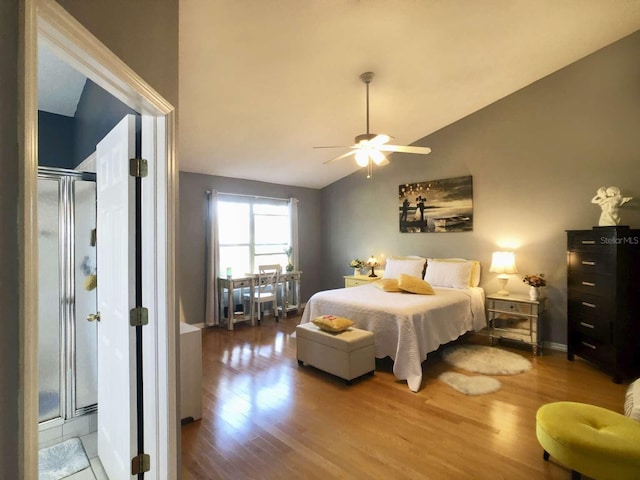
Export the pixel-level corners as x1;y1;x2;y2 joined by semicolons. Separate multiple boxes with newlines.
299;257;486;392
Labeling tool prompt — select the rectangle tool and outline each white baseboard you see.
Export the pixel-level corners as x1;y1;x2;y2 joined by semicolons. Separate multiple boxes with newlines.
544;341;567;352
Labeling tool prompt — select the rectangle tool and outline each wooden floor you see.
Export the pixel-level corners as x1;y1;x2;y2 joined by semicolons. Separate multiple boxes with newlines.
181;313;628;480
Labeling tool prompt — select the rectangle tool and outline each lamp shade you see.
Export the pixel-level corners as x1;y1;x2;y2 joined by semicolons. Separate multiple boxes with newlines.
366;256;379;266
489;251;518;274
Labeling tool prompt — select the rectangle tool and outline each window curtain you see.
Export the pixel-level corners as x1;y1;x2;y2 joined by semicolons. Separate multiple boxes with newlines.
205;190;220;326
289;198;299;270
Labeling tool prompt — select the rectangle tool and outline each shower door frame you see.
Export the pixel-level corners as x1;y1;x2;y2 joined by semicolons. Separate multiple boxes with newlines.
38;167;98;429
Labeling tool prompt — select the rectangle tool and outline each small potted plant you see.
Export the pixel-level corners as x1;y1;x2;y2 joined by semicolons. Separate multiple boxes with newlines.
284;246;294;272
349;259;365;276
522;273;546;300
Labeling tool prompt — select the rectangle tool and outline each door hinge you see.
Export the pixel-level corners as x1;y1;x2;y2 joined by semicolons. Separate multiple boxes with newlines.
129;158;148;178
131;453;150;475
130;307;149;327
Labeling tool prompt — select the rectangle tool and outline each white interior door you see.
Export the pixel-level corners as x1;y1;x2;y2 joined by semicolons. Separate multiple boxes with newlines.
96;114;137;479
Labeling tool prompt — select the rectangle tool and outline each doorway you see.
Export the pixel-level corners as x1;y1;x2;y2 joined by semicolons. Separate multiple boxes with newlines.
21;0;178;478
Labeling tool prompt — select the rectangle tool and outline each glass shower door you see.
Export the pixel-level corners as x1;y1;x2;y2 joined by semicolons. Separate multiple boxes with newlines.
38;170;98;426
38;177;63;423
72;179;98;415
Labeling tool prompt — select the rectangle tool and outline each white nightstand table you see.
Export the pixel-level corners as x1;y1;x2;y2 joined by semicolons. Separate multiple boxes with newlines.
486;293;546;355
344;275;380;288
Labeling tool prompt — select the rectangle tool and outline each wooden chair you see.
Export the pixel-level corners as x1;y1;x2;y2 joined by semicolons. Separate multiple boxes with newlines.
244;264;282;325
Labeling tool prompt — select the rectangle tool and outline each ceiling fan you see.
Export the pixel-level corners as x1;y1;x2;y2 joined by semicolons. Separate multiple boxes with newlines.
316;71;432;178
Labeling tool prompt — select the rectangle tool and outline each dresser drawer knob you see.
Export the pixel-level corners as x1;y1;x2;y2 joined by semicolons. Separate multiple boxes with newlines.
581;341;597;349
581;240;596;245
581;281;596;287
581;261;596;266
580;322;595;329
581;301;597;308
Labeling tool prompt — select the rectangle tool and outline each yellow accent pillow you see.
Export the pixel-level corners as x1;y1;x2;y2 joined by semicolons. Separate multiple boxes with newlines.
311;315;354;333
374;278;403;292
398;274;435;295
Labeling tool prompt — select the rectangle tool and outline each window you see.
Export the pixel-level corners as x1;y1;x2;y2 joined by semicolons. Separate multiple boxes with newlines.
217;195;290;276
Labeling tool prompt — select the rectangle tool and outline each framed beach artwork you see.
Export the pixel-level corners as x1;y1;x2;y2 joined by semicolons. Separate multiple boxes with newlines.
399;175;473;233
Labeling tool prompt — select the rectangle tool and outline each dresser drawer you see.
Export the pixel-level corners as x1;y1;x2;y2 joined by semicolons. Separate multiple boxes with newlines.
568;313;611;343
570;334;615;366
568;230;616;253
568;271;616;297
568;251;616;275
568;291;613;319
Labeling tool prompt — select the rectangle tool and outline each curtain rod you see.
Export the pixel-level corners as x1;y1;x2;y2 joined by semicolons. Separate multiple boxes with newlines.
205;190;289;202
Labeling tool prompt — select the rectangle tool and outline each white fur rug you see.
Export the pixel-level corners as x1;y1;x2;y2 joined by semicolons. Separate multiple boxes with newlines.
438;371;501;395
441;344;532;375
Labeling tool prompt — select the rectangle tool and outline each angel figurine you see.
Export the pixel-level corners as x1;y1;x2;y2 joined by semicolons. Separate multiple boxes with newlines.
591;186;632;226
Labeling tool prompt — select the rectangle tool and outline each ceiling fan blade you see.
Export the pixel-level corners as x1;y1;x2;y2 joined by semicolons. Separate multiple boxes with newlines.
313;145;353;149
378;144;432;155
322;150;357;165
370;134;391;146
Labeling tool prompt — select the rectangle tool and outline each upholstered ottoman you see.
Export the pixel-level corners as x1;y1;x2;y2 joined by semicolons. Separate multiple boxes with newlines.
296;322;375;384
536;401;640;480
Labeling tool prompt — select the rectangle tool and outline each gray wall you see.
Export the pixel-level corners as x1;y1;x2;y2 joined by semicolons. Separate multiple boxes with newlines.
38;111;75;168
322;31;640;347
179;172;323;326
73;79;138;166
1;1;19;477
2;1;178;478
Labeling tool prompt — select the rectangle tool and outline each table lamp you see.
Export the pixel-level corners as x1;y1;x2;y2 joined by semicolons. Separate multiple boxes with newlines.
366;256;380;278
489;251;518;295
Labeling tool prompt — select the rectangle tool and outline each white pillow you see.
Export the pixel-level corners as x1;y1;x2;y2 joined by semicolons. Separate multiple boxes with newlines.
427;258;480;287
424;260;473;289
625;379;640;422
383;256;426;279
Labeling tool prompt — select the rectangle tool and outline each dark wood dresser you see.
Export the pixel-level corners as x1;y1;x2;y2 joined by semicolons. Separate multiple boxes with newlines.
567;226;640;382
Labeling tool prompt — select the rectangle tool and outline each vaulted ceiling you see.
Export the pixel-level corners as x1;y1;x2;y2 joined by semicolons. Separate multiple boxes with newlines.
178;0;640;189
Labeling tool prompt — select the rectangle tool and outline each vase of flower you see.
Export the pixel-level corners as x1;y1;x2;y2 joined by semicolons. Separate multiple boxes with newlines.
350;259;365;276
523;273;546;301
529;286;540;301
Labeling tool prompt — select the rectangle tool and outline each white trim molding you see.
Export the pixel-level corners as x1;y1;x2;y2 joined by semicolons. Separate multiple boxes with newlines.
21;0;178;478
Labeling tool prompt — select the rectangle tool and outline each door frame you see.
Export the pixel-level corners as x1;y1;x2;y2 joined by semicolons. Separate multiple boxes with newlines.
19;0;178;478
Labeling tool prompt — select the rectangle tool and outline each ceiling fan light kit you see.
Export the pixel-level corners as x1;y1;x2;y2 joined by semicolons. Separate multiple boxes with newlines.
317;71;432;178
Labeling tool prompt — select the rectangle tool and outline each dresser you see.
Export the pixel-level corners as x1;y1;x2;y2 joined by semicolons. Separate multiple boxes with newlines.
567;226;640;382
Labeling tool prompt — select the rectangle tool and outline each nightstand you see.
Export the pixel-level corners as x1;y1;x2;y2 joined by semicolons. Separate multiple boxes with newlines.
486;293;545;355
344;275;380;288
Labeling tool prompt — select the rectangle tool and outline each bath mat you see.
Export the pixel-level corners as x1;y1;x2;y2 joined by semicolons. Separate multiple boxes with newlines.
39;437;90;480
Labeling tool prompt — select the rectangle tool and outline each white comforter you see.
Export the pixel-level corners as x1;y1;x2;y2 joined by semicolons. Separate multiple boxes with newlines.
300;284;486;392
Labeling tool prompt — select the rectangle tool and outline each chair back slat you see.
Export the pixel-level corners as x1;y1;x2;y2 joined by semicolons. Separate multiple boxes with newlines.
257;264;281;291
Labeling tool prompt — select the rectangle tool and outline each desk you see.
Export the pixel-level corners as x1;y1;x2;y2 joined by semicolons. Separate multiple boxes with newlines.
217;271;302;329
217;276;254;330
